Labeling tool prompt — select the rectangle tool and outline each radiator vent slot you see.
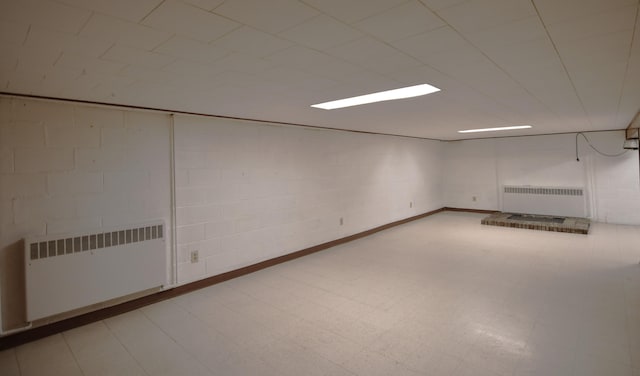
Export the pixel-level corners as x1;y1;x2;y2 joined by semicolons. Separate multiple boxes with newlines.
502;185;586;217
504;186;583;196
27;224;164;261
25;220;166;321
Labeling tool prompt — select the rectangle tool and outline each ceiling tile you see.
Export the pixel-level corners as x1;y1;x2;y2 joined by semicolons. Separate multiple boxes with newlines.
486;38;559;74
25;26;113;58
120;65;190;87
80;13;172;50
278;14;363;50
154;36;230;64
0;43;19;72
559;30;633;68
0;0;91;34
39;66;84;95
15;45;61;71
56;52;126;75
546;5;636;45
0;20;29;45
438;0;536;33
327;37;422;74
301;0;408;23
266;46;361;78
178;0;224;11
420;0;469;11
6;69;45;93
210;53;275;75
161;59;220;77
56;0;163;23
465;17;547;52
142;0;240;43
336;70;403;93
533;0;637;25
213;26;293;58
355;1;445;42
261;67;341;92
102;44;176;69
392;26;473;60
214;0;318;33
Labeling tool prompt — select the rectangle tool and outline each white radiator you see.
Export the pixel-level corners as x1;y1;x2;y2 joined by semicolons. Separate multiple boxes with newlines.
24;221;166;321
502;185;586;217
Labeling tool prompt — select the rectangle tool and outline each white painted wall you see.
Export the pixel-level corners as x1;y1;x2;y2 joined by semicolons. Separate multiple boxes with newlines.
0;96;172;330
174;115;444;283
443;132;640;224
0;96;444;330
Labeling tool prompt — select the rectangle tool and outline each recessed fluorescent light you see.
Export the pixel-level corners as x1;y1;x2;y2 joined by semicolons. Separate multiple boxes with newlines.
311;84;441;110
457;125;532;133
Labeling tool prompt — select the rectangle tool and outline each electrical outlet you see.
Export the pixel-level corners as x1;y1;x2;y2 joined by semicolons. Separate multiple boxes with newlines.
190;250;199;263
340;217;344;226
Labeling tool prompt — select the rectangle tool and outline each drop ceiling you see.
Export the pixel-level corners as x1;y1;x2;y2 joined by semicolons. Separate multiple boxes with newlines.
0;0;638;140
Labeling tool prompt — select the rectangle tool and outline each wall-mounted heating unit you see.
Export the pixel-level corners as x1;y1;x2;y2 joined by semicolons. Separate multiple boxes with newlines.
24;221;166;321
502;186;587;217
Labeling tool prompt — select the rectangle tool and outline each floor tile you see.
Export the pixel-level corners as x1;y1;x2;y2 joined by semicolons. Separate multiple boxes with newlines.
6;212;640;376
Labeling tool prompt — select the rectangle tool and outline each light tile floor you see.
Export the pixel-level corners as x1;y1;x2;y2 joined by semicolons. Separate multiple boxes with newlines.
1;212;639;375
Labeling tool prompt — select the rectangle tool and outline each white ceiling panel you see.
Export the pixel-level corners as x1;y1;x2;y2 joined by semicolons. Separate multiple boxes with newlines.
437;0;536;33
0;20;29;45
161;59;221;77
154;36;230;64
102;44;176;69
327;37;423;75
210;53;275;75
465;17;547;52
300;0;408;23
533;0;637;25
420;0;469;11
80;13;172;50
56;0;163;23
0;0;91;34
1;0;638;140
6;69;44;94
392;26;474;60
55;53;126;76
260;67;339;90
278;14;363;50
182;0;225;11
355;1;445;42
483;38;560;73
142;0;240;43
546;5;636;45
14;45;61;72
214;0;318;33
266;46;361;79
213;26;293;58
25;27;112;58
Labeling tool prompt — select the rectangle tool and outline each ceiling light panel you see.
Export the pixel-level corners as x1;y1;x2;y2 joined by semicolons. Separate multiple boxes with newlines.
458;125;532;133
311;84;441;110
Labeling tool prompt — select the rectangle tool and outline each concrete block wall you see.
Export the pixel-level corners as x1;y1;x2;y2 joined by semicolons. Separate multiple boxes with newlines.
443;132;640;224
0;96;171;330
174;115;444;283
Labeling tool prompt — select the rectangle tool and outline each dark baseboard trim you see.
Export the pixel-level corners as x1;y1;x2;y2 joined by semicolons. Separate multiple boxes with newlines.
0;207;457;350
443;207;499;214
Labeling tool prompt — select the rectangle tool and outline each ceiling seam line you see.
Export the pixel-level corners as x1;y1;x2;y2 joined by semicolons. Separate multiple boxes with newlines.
74;9;94;37
139;0;167;24
530;0;594;127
